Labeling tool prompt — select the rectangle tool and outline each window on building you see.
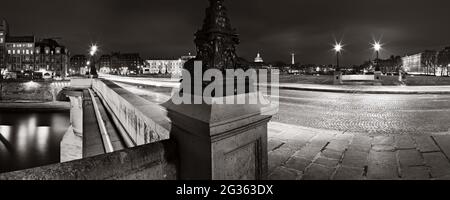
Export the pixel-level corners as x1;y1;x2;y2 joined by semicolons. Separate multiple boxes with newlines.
12;50;15;54
7;50;11;54
0;38;3;43
26;50;29;55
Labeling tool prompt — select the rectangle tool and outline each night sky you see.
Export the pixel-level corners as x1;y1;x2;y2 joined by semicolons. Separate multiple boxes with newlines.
1;0;450;65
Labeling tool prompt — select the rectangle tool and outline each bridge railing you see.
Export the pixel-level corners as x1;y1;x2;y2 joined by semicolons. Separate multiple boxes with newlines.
92;79;171;146
341;74;375;81
0;140;177;180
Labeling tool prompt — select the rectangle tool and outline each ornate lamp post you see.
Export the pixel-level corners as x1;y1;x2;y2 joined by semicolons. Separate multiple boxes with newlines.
334;42;343;71
88;44;98;78
164;0;272;180
372;41;382;71
333;42;344;85
372;41;383;83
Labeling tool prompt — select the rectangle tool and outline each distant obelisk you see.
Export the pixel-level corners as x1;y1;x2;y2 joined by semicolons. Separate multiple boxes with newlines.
291;53;295;65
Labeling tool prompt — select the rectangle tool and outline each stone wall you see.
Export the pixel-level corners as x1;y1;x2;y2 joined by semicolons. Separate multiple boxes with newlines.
0;140;177;180
92;79;171;146
0;81;69;102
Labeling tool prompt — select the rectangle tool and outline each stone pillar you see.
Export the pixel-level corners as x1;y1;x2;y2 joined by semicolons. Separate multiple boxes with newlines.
69;95;83;136
334;71;342;85
60;90;83;162
164;85;273;180
167;0;274;180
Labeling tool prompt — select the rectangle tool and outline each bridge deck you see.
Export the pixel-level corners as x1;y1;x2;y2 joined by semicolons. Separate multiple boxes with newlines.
93;95;126;151
82;90;106;157
82;90;127;158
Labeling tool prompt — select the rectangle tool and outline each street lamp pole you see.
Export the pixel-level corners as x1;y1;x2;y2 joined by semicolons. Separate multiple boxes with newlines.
89;44;98;78
333;42;343;85
372;42;382;72
334;42;343;71
372;41;383;83
336;51;340;70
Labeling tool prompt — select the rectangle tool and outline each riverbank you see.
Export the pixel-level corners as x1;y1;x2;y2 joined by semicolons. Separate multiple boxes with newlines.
0;101;70;112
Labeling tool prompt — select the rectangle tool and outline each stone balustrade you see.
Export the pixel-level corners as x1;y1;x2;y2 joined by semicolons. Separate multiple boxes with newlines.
92;79;171;146
0;140;177;180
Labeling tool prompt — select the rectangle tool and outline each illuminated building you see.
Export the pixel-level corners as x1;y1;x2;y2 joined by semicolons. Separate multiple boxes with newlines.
144;59;183;75
254;52;264;63
0;19;69;78
34;38;70;78
0;19;8;75
249;53;271;70
70;55;88;75
144;54;196;76
97;52;144;75
402;50;437;75
5;36;35;72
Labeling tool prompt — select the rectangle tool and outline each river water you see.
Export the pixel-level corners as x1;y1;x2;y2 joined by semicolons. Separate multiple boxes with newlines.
0;110;70;173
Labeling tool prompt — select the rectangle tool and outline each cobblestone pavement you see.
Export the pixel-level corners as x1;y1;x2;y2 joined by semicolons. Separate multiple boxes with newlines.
268;122;450;180
114;81;450;180
273;90;450;135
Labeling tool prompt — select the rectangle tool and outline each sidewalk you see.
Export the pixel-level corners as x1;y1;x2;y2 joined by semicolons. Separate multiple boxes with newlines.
267;122;450;180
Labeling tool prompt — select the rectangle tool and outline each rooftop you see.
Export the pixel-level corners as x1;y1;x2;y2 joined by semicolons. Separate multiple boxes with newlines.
5;36;34;43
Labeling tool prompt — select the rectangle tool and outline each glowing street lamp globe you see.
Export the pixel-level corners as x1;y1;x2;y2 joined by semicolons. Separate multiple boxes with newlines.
372;42;382;52
90;44;98;56
334;43;343;53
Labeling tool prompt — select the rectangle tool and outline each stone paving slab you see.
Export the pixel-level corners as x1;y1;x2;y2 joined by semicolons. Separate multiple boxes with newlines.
341;150;369;169
333;166;364;180
423;152;450;178
302;164;334;180
413;136;440;153
433;135;450;160
395;135;416;150
268;122;450;180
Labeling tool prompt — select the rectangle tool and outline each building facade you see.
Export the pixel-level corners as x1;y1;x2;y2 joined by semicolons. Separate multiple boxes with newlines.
4;36;35;72
70;55;88;75
98;52;143;75
0;19;8;75
144;54;195;76
402;50;438;75
0;19;69;79
34;39;70;77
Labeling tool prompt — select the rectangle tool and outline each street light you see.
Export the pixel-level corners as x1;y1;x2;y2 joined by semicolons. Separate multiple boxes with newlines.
90;44;98;56
88;44;99;78
371;41;383;72
372;41;382;59
334;42;343;71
